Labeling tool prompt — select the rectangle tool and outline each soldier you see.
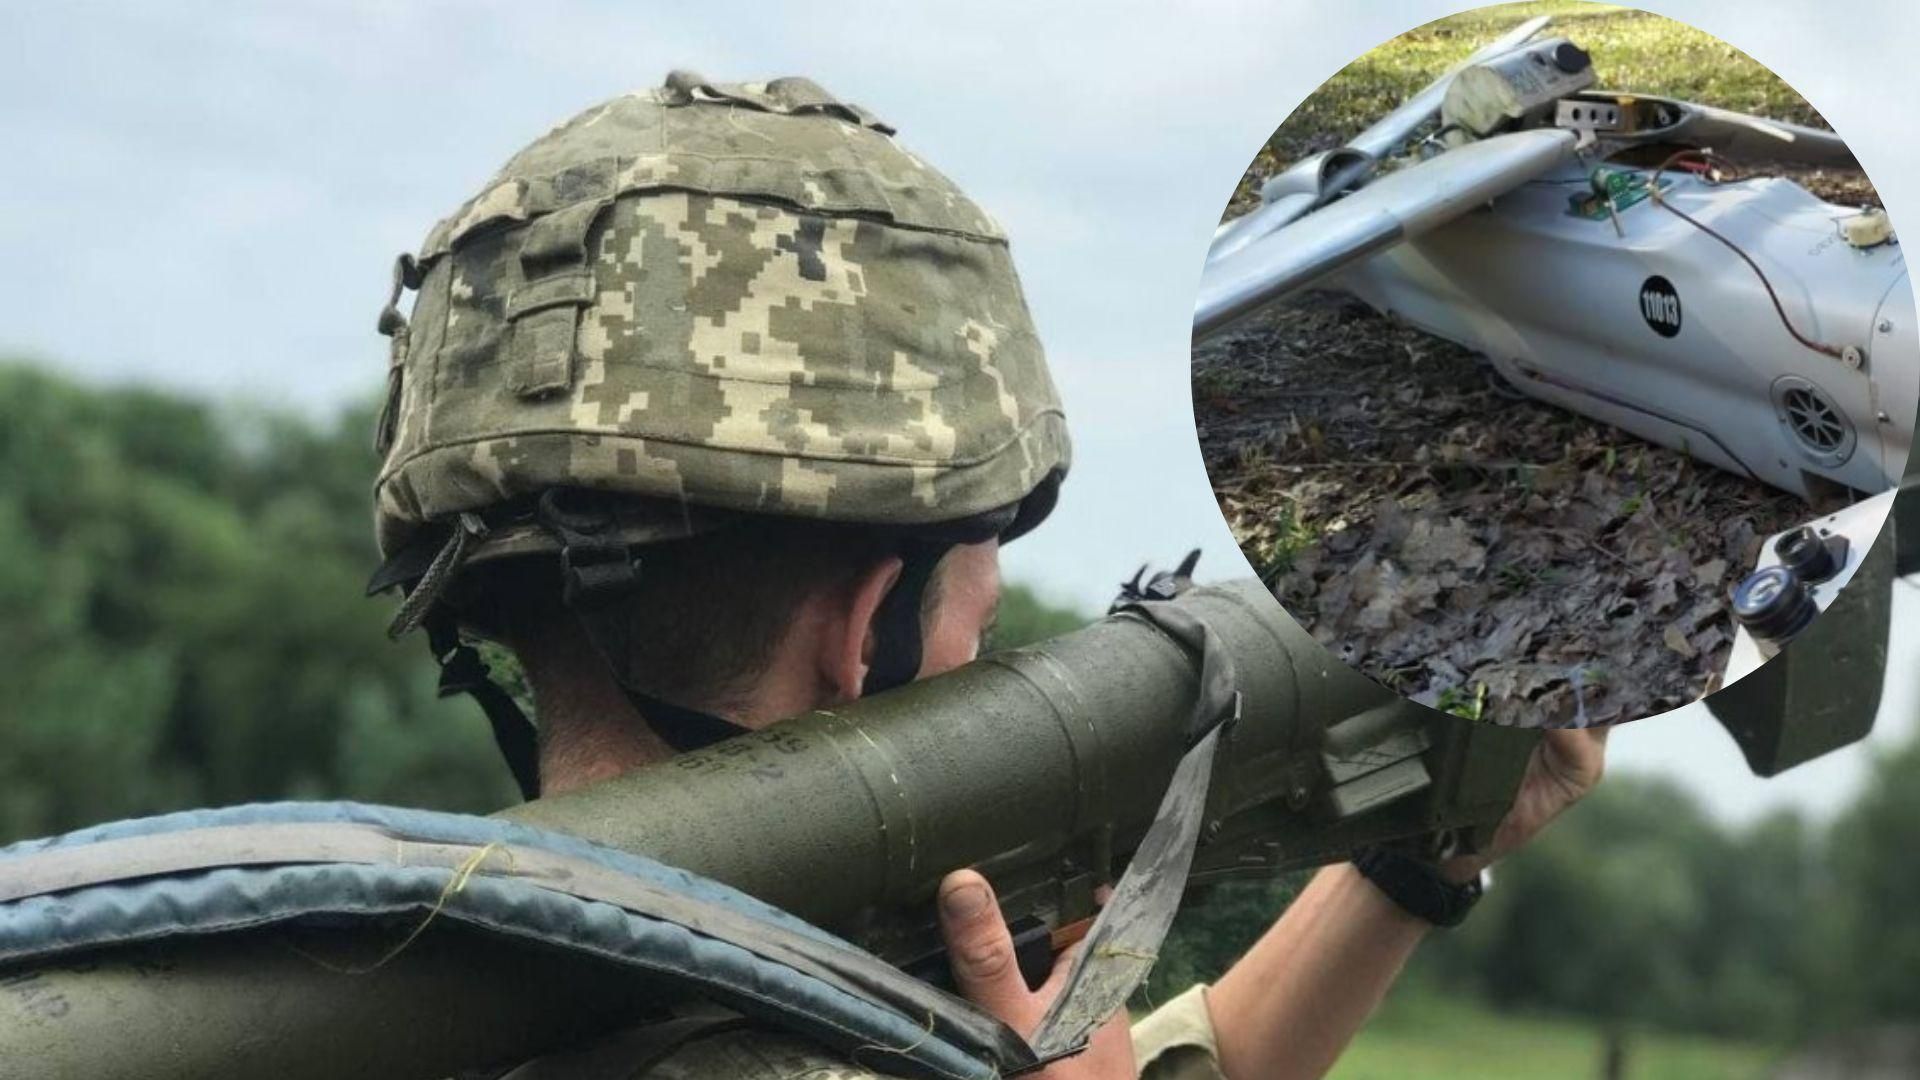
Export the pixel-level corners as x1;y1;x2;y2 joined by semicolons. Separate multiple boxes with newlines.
369;72;1606;1079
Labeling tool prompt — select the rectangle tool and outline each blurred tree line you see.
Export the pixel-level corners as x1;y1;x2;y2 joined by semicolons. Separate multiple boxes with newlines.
1421;746;1920;1045
3;361;1915;1051
0;362;1085;842
1148;744;1920;1050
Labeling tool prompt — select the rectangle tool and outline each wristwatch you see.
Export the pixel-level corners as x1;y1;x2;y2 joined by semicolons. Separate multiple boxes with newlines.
1351;846;1485;928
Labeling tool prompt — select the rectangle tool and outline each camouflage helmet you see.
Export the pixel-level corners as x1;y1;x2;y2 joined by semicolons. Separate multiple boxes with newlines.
371;71;1070;574
368;73;1071;798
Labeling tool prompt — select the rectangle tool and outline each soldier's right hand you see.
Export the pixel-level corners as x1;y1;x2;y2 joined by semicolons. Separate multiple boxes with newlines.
937;869;1137;1078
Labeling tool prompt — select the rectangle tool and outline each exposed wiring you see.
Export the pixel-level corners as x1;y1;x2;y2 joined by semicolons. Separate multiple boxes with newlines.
1647;149;1849;361
1415;123;1464;158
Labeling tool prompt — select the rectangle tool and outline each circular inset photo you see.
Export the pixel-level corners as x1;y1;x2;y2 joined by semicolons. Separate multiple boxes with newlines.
1192;2;1912;727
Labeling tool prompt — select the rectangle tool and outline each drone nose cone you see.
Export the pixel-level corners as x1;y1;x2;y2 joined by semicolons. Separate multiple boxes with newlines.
1552;42;1592;74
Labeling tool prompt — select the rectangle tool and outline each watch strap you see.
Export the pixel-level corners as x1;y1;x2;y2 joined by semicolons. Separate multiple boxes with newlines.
1352;845;1484;928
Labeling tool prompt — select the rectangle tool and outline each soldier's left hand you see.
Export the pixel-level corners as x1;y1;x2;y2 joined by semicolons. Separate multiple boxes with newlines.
936;869;1136;1078
1441;725;1608;883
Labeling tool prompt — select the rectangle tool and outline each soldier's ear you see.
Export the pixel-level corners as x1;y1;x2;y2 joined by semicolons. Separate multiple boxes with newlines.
821;554;905;704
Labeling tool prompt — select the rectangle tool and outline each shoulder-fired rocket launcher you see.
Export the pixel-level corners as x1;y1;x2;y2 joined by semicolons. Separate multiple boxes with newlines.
502;576;1535;985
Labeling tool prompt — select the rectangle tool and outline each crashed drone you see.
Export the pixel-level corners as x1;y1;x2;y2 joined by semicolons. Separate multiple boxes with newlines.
1196;15;1914;678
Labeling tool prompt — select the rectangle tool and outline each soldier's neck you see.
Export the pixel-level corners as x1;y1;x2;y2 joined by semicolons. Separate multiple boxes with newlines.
536;679;674;797
531;659;831;798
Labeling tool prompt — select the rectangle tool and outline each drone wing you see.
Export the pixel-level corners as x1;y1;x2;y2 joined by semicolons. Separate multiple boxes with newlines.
1195;127;1578;340
1210;14;1554;263
1560;91;1859;170
1639;97;1857;170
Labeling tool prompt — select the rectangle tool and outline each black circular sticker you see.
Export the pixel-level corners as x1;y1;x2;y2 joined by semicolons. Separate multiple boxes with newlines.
1639;275;1682;337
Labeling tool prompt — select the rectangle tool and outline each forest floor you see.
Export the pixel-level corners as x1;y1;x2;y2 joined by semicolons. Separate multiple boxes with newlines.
1195;3;1880;725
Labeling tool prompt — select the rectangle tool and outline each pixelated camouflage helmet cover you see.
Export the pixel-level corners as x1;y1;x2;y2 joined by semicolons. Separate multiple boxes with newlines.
371;72;1070;564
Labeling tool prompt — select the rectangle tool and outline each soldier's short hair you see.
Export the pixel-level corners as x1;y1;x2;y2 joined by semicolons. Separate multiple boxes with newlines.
457;524;946;714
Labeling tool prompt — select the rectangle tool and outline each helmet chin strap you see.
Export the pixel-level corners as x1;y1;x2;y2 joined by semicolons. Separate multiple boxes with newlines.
860;539;955;697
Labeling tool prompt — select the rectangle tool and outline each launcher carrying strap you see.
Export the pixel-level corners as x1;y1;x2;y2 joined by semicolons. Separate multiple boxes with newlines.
1026;551;1243;1060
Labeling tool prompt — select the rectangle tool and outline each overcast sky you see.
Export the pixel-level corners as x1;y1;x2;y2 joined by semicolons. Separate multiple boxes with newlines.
4;0;1915;826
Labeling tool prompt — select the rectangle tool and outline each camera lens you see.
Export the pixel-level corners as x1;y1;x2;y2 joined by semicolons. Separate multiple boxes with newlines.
1731;565;1817;644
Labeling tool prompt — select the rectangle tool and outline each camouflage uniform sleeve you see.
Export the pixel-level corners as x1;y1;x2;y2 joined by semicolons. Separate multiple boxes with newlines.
1131;983;1228;1080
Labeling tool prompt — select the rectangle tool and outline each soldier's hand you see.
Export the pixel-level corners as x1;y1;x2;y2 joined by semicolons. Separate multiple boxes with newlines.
937;869;1136;1078
1441;725;1608;883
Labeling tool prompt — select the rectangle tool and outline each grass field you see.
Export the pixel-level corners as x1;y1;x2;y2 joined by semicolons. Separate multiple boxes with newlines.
1233;0;1852;212
1328;994;1778;1080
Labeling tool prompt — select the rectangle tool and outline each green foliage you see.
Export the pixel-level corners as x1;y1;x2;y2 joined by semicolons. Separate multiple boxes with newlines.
1139;874;1307;1009
987;582;1089;651
1434;777;1734;1029
1393;774;1834;1043
1434;682;1487;721
0;363;517;843
1819;734;1920;1027
1254;502;1318;579
1153;756;1920;1052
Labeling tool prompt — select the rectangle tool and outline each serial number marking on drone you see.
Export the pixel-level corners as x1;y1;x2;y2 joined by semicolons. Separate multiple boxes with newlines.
1639;275;1683;337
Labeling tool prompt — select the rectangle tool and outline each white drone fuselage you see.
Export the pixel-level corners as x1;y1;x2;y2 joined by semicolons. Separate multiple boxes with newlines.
1330;158;1916;684
1333;162;1914;500
1197;29;1913;501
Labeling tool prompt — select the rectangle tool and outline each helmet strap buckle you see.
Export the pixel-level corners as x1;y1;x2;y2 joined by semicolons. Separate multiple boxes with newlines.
537;490;644;607
559;540;642;607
